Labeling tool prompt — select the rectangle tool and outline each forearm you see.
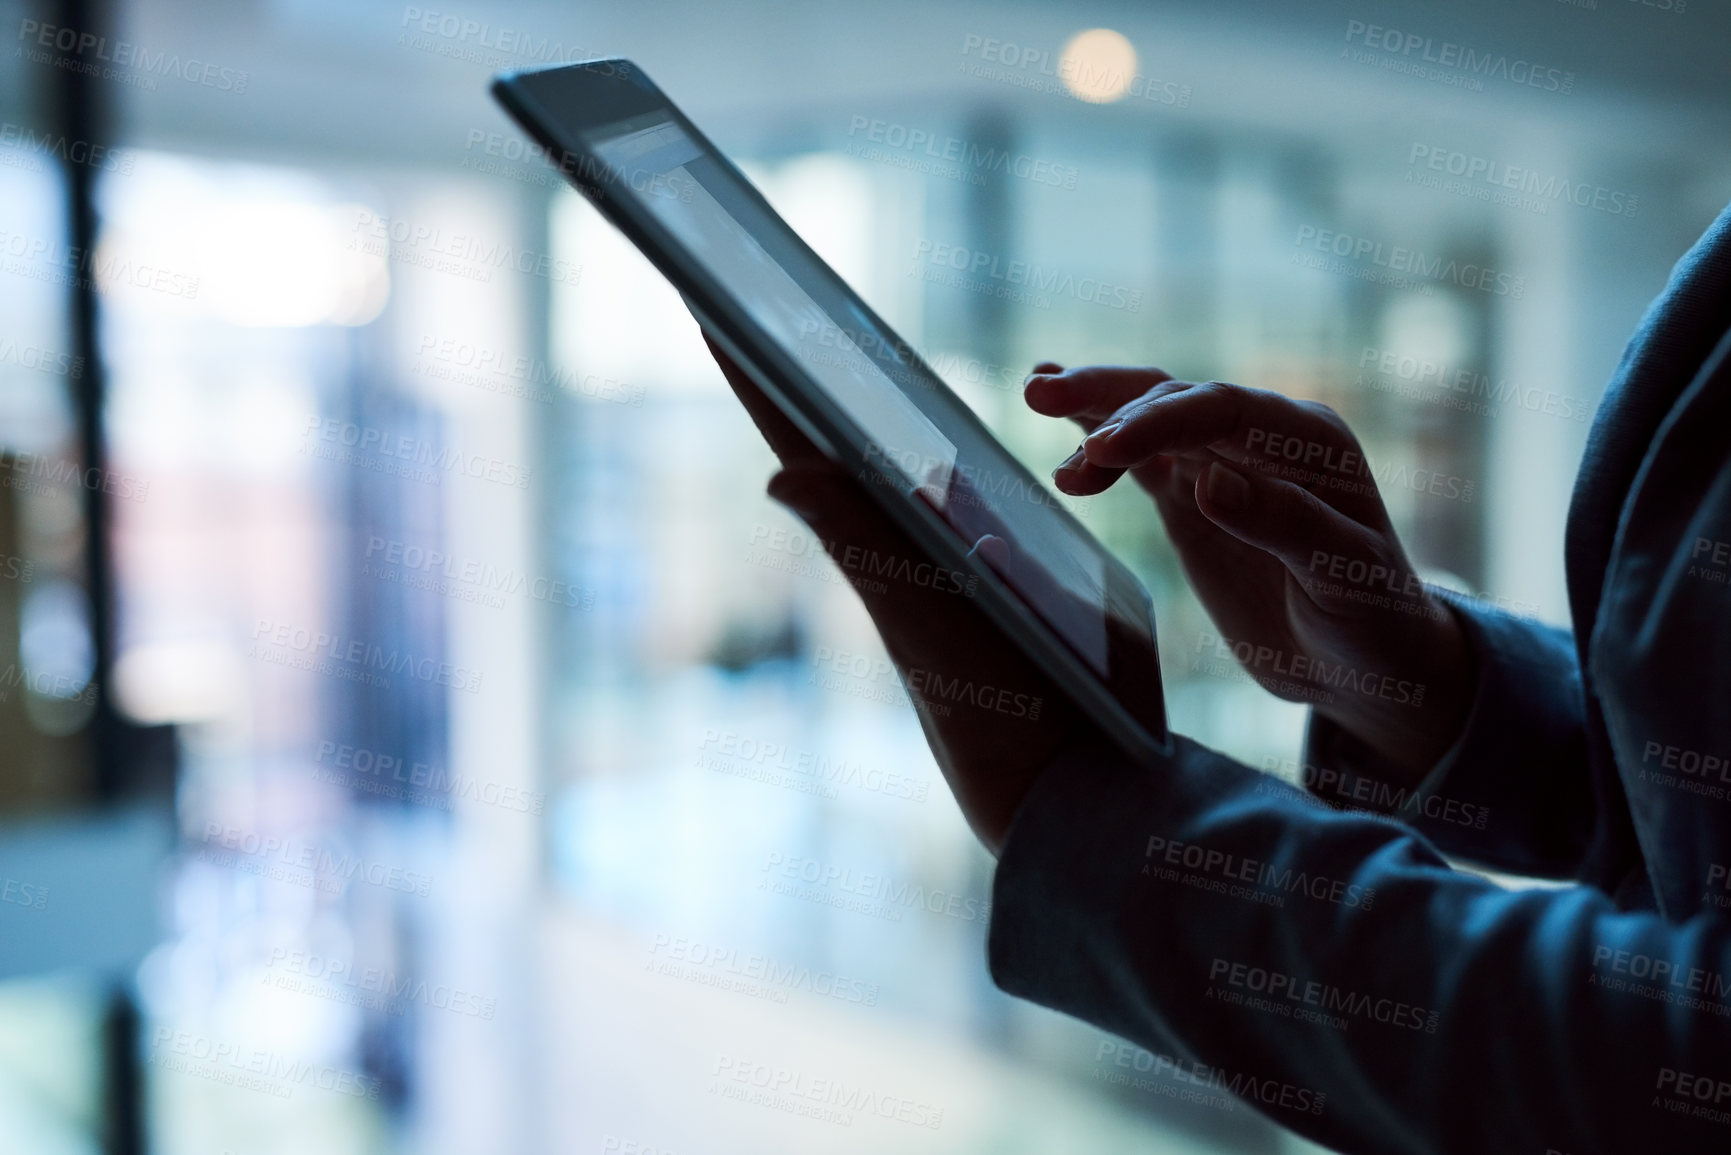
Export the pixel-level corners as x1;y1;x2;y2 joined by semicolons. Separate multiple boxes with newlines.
991;734;1731;1154
1300;595;1596;877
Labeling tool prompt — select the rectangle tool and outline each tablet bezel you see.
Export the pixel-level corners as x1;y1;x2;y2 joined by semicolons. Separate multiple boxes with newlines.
492;59;1172;763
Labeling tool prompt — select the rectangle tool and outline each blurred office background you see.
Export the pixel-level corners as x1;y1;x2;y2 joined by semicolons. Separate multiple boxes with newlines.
1;0;1728;1152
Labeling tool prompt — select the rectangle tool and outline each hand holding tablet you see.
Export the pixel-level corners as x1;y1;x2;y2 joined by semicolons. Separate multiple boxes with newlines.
1029;366;1475;779
701;334;1079;853
492;56;1476;834
494;59;1172;765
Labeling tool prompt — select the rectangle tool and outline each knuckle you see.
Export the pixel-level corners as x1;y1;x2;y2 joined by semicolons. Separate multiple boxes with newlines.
1278;481;1339;527
1200;380;1247;420
1114;396;1158;426
1297;399;1355;439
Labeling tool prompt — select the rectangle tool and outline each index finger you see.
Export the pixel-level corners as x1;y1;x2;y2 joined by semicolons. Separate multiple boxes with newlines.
1024;365;1180;430
1081;380;1355;471
1081;380;1387;522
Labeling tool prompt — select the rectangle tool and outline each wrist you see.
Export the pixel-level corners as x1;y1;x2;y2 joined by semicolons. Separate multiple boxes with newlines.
1313;596;1475;786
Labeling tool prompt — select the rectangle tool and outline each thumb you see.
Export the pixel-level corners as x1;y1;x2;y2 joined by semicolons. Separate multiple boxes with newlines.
768;462;869;525
1194;461;1406;613
766;463;914;569
765;462;1042;719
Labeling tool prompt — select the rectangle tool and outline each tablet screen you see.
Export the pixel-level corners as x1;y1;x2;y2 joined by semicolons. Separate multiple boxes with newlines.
588;114;1126;679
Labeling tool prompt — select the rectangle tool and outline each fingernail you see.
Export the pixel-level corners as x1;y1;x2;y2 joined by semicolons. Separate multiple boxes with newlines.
1205;462;1251;512
1087;420;1123;443
966;533;1010;570
1053;446;1086;475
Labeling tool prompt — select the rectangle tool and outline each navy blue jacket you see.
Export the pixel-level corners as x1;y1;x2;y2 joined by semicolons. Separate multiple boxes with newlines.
988;203;1731;1154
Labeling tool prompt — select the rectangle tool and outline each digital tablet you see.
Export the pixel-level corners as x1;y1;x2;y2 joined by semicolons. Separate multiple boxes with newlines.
492;59;1171;762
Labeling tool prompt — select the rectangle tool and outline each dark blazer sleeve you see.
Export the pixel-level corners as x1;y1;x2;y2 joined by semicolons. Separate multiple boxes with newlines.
988;734;1731;1155
1299;597;1595;879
